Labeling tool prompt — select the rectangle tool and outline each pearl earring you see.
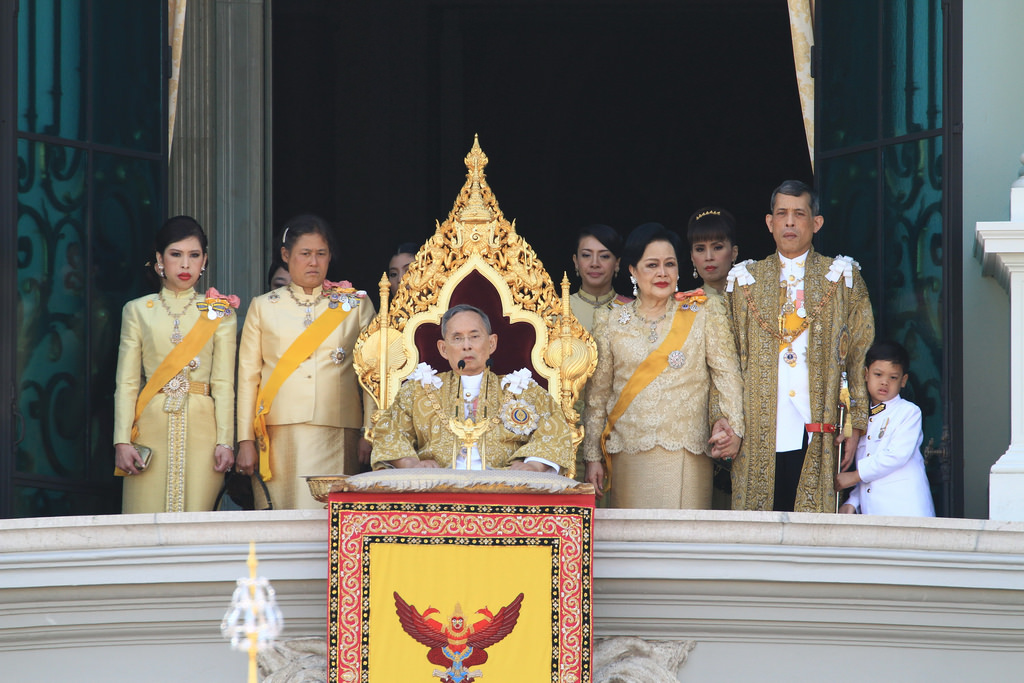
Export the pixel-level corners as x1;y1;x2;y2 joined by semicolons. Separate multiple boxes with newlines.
692;266;698;279
675;279;679;293
157;264;165;278
630;275;638;297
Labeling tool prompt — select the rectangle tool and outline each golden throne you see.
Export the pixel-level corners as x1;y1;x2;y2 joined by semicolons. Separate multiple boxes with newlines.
353;136;597;476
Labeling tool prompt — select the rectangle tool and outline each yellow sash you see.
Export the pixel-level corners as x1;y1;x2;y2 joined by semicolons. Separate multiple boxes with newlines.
780;310;804;351
114;312;223;476
253;303;356;480
600;304;698;481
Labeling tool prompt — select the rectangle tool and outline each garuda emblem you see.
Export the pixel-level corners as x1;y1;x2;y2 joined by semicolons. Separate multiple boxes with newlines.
394;591;524;682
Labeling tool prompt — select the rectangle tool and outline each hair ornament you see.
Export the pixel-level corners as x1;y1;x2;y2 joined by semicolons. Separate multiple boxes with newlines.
695;210;721;221
281;227;290;244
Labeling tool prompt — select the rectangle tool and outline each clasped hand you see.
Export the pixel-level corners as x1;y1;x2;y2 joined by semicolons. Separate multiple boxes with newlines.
709;418;741;460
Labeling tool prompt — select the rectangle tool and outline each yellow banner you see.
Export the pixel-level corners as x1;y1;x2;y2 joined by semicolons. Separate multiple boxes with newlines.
368;542;551;680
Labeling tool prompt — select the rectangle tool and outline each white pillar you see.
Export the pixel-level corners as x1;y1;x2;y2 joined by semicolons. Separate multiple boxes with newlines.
976;178;1024;520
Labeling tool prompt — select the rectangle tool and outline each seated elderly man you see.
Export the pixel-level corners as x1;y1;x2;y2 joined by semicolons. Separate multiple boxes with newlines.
371;304;573;473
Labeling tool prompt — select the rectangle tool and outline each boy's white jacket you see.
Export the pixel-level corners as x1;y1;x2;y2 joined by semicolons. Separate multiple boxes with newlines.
846;394;935;516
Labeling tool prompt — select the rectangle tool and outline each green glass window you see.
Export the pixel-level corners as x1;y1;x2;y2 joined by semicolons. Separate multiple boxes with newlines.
9;0;165;518
818;0;950;514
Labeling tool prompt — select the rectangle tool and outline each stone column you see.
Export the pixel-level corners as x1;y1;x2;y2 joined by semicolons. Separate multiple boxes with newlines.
169;0;216;242
975;162;1024;520
169;0;268;307
214;0;269;306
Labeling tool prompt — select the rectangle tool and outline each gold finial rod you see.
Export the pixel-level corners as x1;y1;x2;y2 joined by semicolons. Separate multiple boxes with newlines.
375;272;391;428
247;541;258;683
378;272;390;317
559;273;572;410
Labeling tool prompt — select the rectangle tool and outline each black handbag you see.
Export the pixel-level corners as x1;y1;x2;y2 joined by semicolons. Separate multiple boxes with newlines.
215;471;273;510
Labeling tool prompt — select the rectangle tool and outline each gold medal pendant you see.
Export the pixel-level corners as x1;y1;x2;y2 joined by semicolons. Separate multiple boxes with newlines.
782;345;798;368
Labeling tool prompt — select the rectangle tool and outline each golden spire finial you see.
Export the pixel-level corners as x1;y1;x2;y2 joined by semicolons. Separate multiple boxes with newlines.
457;134;495;224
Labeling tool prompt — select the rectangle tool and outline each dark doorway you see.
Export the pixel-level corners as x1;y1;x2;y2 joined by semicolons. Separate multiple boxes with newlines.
272;0;811;297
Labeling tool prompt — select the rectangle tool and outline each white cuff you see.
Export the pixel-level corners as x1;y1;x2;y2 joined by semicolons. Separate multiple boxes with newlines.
523;456;559;474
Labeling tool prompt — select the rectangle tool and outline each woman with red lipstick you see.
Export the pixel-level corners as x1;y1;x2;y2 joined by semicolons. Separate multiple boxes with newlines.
113;216;239;513
687;207;739;295
687;208;741;508
582;223;745;509
235;214;376;509
569;224;632;333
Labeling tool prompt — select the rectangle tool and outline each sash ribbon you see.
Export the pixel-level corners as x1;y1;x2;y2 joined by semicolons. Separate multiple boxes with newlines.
114;314;223;477
253;304;355;480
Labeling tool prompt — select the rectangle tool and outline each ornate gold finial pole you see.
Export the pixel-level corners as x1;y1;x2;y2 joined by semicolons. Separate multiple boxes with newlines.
559;273;573;414
222;541;283;683
375;273;391;432
246;541;258;683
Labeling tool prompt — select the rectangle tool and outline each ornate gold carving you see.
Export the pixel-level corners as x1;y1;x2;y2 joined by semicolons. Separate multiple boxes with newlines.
354;136;597;459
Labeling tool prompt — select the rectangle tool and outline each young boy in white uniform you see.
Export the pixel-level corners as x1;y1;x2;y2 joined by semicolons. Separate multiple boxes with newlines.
836;341;935;517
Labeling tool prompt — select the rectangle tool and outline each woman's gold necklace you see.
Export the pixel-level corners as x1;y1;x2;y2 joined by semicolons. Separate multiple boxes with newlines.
287;287;318;327
576;289;616;309
157;291;198;344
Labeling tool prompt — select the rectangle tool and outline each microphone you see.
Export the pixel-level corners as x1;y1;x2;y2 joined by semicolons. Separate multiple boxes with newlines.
458;360;466;371
485;358;494;368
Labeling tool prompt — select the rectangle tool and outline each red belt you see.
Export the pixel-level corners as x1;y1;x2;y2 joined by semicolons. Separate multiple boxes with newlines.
805;423;835;433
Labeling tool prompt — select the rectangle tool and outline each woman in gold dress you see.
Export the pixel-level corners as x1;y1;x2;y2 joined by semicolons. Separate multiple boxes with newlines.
583;223;745;509
113;216;238;513
569;224;632;333
235;215;375;509
569;225;631;492
687;207;739;296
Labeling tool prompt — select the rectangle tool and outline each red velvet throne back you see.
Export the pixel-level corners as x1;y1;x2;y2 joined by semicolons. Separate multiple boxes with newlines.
412;270;547;388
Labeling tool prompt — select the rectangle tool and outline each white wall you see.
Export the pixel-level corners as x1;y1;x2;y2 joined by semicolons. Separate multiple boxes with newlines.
6;511;1024;683
961;1;1024;519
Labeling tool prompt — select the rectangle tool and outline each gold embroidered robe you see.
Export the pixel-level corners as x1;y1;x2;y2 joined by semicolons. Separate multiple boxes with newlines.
113;287;237;513
371;370;574;471
728;249;874;512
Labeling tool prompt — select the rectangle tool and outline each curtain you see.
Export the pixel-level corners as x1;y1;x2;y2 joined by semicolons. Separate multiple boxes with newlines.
168;0;188;159
787;0;815;171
